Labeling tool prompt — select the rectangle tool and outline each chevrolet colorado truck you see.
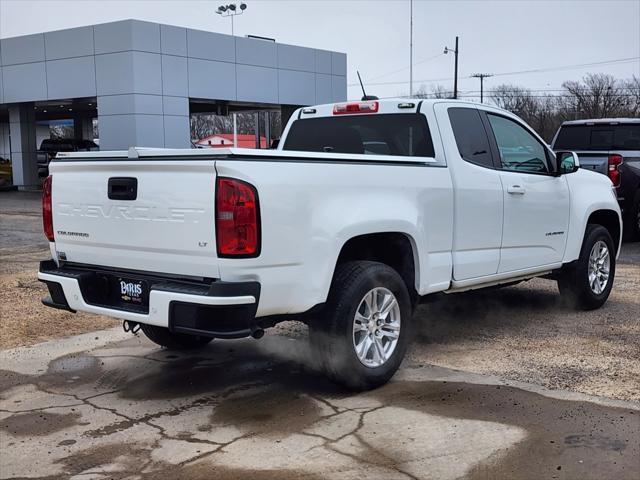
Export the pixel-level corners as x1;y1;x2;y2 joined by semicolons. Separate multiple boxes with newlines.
551;118;640;240
38;99;622;390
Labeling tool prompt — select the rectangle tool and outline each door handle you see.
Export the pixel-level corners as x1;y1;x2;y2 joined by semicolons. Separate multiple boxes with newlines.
507;184;526;195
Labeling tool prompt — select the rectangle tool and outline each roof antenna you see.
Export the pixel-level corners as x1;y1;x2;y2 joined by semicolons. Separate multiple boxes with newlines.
357;71;378;101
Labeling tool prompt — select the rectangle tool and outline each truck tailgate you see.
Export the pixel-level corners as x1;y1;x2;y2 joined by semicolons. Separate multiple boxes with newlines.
573;152;609;175
49;160;220;279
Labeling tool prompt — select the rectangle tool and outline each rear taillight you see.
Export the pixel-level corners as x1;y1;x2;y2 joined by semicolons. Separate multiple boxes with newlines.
607;154;623;188
42;175;54;242
216;177;260;257
333;101;379;115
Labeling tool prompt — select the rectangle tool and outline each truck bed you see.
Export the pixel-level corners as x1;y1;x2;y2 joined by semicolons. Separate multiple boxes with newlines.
48;146;451;318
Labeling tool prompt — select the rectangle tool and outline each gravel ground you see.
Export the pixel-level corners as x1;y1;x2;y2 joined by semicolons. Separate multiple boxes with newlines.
1;191;638;401
0;192;119;348
408;261;640;402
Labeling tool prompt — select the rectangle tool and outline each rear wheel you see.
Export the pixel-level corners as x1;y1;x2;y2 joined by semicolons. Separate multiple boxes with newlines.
558;224;616;310
140;324;213;350
310;261;412;391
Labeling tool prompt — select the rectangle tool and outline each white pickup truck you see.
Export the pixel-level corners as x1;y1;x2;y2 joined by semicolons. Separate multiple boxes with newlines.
38;99;622;390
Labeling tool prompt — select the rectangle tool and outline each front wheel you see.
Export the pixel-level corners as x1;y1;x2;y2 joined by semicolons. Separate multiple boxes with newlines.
558;224;616;310
310;261;412;391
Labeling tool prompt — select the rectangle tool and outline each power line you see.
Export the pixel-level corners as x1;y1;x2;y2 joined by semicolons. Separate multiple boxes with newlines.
440;86;639;94
355;75;452;87
371;91;638;101
352;53;445;85
470;73;493;102
390;86;639;99
406;93;637;99
490;57;640;77
348;56;640;88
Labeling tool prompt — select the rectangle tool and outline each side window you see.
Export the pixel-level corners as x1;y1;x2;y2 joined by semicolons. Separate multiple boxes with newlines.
487;114;550;174
448;107;494;168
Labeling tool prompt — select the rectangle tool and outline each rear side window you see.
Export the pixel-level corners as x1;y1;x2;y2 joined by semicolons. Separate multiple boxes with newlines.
283;113;435;157
554;124;640;150
448;107;494;168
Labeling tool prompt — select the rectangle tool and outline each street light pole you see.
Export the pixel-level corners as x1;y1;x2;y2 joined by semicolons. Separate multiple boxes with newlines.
444;36;459;99
454;36;458;99
471;73;493;103
409;0;413;97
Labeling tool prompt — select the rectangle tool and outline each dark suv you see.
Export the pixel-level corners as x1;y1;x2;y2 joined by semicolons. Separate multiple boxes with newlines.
551;119;640;240
37;139;98;177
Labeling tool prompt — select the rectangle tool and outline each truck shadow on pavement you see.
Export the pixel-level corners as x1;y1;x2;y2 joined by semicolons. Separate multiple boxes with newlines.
411;280;635;344
1;331;639;480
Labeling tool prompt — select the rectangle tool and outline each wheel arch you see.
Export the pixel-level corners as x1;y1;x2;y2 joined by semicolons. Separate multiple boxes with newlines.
564;207;622;263
333;232;420;305
563;169;623;263
587;209;621;255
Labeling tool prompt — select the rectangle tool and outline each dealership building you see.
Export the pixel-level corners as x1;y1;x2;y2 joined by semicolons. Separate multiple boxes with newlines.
0;19;347;188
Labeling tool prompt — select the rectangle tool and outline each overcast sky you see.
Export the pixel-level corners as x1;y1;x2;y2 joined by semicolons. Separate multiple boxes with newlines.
1;0;639;100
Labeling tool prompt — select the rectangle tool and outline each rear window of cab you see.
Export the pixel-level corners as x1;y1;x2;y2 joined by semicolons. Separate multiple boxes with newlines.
554;124;640;151
283;113;435;157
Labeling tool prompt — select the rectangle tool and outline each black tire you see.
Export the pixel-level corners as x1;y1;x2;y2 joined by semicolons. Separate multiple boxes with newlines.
310;261;412;391
623;190;640;242
558;224;616;310
140;324;213;350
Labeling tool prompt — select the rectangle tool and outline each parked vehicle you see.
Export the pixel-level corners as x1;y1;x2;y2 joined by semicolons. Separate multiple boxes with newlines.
0;157;12;186
551;119;640;240
38;99;622;390
37;139;98;178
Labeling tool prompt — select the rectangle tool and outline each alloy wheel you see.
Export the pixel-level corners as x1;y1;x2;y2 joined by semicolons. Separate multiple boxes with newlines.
352;287;401;368
588;240;610;294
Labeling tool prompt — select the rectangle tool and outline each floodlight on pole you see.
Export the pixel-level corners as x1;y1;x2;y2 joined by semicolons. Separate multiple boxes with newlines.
215;3;247;36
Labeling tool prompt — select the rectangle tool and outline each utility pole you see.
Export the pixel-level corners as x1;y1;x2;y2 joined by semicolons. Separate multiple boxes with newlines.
409;0;413;96
471;73;493;103
444;36;459;99
454;36;458;99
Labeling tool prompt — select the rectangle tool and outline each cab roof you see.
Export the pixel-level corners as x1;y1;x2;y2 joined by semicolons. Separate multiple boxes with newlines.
561;118;640;126
296;98;486;119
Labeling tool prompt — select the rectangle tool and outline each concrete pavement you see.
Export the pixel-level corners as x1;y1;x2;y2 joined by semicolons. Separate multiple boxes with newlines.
1;329;638;480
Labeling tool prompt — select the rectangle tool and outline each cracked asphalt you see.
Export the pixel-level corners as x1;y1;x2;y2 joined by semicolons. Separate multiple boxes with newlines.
1;330;639;480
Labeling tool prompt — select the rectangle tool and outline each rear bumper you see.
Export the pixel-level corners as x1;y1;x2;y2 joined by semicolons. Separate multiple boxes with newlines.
38;260;261;339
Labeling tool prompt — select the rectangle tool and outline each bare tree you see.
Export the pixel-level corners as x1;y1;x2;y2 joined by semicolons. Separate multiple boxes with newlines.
562;73;630;119
413;84;450;99
490;75;638;142
431;84;450;99
528;94;560;142
622;75;640;117
190;111;282;144
50;124;74;139
490;84;538;120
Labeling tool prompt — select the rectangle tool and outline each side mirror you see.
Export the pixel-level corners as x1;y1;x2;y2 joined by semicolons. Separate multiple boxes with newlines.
556;151;580;175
